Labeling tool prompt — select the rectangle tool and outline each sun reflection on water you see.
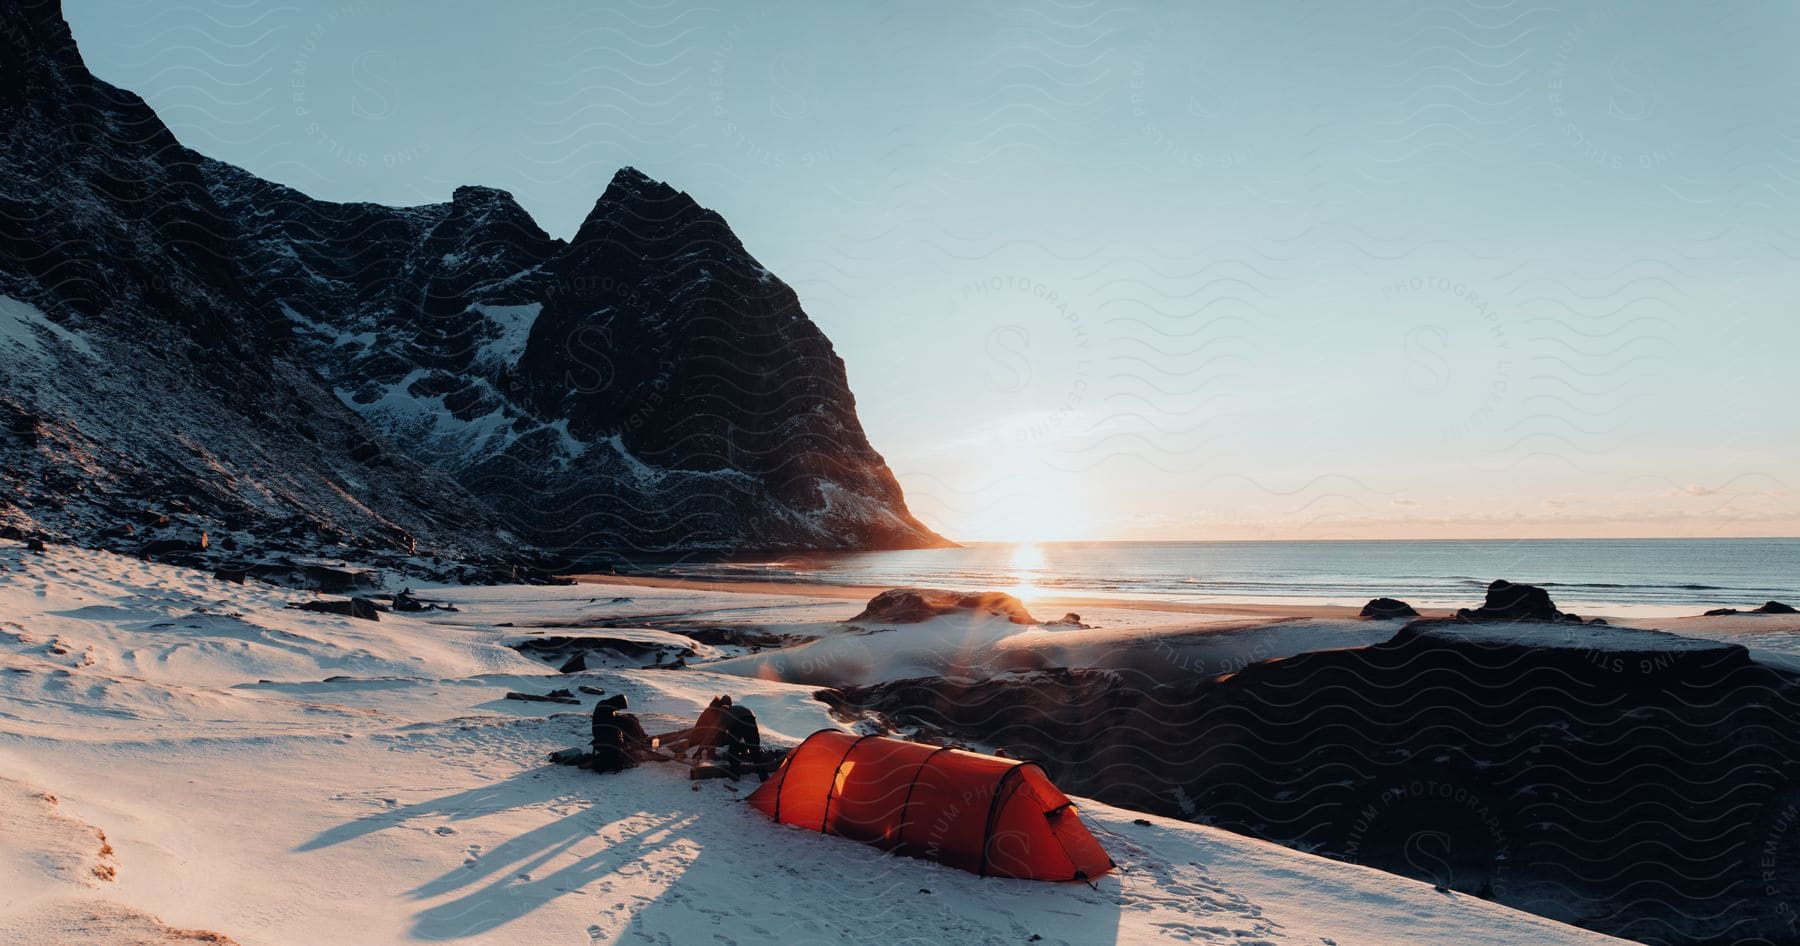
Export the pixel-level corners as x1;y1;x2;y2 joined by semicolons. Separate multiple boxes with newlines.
1006;543;1047;601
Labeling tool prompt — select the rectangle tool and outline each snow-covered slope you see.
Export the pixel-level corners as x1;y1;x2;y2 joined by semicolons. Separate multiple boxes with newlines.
0;540;1623;945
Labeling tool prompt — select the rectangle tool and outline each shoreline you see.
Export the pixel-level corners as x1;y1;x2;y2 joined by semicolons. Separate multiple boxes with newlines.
570;572;1737;622
571;572;1382;619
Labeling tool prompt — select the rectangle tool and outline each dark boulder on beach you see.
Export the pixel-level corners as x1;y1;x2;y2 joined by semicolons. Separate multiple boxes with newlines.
1704;602;1797;616
1359;597;1418;619
849;588;1039;626
1453;579;1564;623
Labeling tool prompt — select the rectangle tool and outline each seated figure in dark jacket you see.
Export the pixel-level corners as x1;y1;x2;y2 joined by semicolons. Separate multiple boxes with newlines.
719;700;763;779
589;694;649;774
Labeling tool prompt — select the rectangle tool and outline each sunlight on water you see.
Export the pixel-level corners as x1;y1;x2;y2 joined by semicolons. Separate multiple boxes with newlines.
1005;543;1047;601
669;539;1800;614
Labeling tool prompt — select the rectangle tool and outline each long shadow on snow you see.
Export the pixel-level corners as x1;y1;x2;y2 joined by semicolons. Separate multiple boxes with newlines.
301;763;1127;943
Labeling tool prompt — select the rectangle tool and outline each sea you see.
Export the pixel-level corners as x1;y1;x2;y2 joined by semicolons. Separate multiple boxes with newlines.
655;538;1800;616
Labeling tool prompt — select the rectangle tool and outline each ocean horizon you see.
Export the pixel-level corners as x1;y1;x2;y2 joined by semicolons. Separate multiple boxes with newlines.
656;537;1800;615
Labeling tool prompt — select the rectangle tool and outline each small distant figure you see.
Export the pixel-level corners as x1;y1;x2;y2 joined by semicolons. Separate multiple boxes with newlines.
589;694;649;774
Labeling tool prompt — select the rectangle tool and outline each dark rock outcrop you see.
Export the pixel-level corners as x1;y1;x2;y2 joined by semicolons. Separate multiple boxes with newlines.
389;589;456;613
0;0;943;565
504;690;580;705
511;635;695;671
849;588;1039;626
1453;579;1564;623
1704;601;1799;617
1359;597;1418;619
289;598;382;622
136;537;207;560
832;623;1800;946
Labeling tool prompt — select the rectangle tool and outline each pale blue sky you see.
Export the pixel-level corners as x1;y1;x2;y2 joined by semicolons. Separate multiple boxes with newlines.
67;0;1800;540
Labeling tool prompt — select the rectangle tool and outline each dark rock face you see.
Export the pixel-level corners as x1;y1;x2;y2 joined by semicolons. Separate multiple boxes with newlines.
0;0;942;565
1454;579;1564;623
849;588;1039;626
236;563;382;594
1359;597;1418;619
136;537;207;560
830;625;1800;946
289;598;382;622
1757;600;1799;614
511;635;695;671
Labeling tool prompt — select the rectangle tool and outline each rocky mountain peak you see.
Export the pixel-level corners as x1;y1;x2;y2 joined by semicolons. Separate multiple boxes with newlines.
446;185;539;229
569;166;738;257
1;0;947;563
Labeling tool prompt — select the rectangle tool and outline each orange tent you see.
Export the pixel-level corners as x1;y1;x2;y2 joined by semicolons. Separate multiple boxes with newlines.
746;730;1113;882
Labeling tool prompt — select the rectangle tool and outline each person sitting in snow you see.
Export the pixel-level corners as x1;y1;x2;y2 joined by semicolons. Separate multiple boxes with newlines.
688;695;732;761
719;699;764;780
589;694;649;774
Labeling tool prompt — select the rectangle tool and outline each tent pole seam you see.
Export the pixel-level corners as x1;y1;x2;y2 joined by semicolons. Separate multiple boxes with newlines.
819;733;874;831
895;745;956;857
976;764;1027;879
770;729;833;823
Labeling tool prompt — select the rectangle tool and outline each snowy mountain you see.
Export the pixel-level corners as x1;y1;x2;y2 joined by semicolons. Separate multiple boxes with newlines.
0;0;943;568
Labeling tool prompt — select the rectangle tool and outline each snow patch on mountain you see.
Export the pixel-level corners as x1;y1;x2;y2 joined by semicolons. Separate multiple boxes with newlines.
470;302;541;371
0;296;93;359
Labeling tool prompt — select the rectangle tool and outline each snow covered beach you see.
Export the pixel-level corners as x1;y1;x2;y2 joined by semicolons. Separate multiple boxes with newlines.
0;540;1650;946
